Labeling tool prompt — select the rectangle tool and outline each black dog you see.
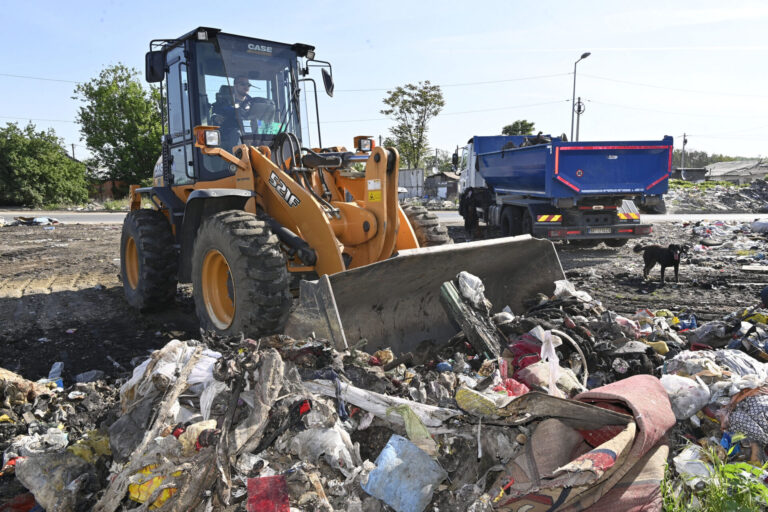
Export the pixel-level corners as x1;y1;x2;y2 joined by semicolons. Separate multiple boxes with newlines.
633;244;689;284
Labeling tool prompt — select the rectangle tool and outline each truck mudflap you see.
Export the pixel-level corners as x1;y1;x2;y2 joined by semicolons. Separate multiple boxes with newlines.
283;236;565;355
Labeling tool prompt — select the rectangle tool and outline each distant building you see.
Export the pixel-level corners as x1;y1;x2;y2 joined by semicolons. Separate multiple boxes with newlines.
424;171;459;199
398;169;425;199
706;159;768;184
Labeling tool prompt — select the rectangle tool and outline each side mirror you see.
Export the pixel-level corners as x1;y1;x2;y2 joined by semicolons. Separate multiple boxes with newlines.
451;152;459;167
145;51;165;83
321;68;334;97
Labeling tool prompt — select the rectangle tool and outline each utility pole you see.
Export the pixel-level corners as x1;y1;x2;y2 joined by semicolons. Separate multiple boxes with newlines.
379;135;383;147
681;133;687;169
570;52;591;141
71;144;75;159
575;97;585;142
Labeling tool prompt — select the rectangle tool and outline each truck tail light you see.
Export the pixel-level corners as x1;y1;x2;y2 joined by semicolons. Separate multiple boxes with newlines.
548;229;567;237
566;230;582;235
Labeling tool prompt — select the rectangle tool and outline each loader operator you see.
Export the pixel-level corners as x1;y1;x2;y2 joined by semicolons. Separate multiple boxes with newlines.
212;76;277;147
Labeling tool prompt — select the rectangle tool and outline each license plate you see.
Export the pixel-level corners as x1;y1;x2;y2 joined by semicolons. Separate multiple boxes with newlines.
588;227;612;234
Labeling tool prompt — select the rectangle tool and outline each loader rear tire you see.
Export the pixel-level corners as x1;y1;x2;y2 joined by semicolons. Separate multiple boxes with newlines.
120;209;178;310
403;205;452;246
191;210;292;337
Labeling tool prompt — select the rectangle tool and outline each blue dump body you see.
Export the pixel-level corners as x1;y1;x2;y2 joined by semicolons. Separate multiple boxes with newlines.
474;135;673;199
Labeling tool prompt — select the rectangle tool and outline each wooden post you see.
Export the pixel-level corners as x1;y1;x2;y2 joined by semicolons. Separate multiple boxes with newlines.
439;280;502;358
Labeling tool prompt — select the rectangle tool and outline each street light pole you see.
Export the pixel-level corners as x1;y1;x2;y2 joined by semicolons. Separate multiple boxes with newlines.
570;51;591;142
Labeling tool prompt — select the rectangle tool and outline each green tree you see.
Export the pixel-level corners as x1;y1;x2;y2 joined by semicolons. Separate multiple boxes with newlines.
380;81;445;169
74;64;162;187
423;149;454;174
672;148;741;168
0;123;89;206
502;120;535;135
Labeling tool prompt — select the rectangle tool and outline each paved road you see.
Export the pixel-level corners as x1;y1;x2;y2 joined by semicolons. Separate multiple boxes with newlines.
0;210;127;224
3;209;768;226
434;210;768;226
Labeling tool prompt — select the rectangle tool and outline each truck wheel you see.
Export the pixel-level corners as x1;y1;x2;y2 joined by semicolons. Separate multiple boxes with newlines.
604;238;629;248
403;206;451;246
521;210;534;235
500;207;522;236
191;210;292;337
121;209;178;310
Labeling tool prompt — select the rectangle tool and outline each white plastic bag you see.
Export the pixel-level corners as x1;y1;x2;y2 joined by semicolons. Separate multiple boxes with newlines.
673;444;711;489
553;279;593;303
538;330;563;397
457;271;486;309
661;374;710;419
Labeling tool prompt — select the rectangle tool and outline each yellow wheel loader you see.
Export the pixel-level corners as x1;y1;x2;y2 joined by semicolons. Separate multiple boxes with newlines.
121;27;564;354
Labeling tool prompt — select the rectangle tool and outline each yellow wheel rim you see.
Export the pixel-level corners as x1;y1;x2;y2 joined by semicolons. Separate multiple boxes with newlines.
202;249;234;329
124;236;139;290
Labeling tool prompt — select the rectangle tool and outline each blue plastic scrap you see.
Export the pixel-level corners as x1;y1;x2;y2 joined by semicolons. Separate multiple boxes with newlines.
362;434;447;512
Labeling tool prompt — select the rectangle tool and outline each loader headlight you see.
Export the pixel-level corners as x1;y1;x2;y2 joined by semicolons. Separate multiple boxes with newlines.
204;130;220;147
355;136;373;152
194;126;221;148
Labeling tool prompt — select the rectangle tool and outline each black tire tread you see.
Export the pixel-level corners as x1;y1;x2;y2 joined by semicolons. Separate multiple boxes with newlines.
192;210;291;337
121;209;178;310
403;205;452;246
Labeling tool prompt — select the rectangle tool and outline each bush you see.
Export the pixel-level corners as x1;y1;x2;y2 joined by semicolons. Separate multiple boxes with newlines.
0;123;89;207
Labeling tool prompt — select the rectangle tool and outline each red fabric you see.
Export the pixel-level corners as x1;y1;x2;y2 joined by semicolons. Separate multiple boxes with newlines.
0;492;36;512
576;375;675;460
247;475;289;512
577;402;633;447
493;378;530;397
504;335;543;379
566;375;676;512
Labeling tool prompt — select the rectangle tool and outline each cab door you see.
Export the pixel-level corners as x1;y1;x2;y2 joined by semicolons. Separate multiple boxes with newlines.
166;46;194;186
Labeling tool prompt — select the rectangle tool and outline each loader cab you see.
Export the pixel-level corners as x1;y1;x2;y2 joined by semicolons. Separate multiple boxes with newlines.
146;27;330;187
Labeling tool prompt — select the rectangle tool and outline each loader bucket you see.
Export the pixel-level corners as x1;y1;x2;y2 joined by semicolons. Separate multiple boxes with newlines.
283;235;565;356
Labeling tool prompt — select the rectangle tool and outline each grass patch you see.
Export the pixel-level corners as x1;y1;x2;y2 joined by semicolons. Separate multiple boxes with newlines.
102;197;153;211
663;444;768;511
669;179;749;190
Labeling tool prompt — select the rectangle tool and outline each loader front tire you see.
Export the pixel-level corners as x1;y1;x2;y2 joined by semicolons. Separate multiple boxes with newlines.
121;209;178;310
191;211;292;337
403;205;452;246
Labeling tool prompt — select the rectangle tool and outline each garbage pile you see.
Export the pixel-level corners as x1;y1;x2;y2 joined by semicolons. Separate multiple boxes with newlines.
669;219;768;274
666;179;768;214
4;273;768;510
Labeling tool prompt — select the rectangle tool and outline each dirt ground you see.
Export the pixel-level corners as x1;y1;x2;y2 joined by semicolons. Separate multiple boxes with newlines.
0;220;763;382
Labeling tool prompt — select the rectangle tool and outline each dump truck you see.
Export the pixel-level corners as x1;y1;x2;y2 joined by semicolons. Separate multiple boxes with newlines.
457;134;673;247
120;27;565;354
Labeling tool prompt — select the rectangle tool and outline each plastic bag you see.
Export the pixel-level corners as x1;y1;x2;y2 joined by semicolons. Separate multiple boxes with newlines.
15;452;95;511
538;329;562;396
457;271;486;309
288;423;361;478
660;375;710;419
553;279;593;303
673;444;711;489
362;435;447;512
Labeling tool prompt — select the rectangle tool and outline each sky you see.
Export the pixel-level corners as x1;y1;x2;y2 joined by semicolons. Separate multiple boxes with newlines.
2;0;767;163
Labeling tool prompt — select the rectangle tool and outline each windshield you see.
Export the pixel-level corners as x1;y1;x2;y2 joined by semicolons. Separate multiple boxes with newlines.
194;34;301;149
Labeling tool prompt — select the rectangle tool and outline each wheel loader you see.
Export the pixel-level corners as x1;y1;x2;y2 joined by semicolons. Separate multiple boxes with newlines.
121;27;564;354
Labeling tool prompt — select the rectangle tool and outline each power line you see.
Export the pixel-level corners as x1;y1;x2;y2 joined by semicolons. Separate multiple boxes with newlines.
0;115;77;123
321;99;568;124
587;99;763;119
581;73;768;99
0;72;81;84
336;73;570;92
